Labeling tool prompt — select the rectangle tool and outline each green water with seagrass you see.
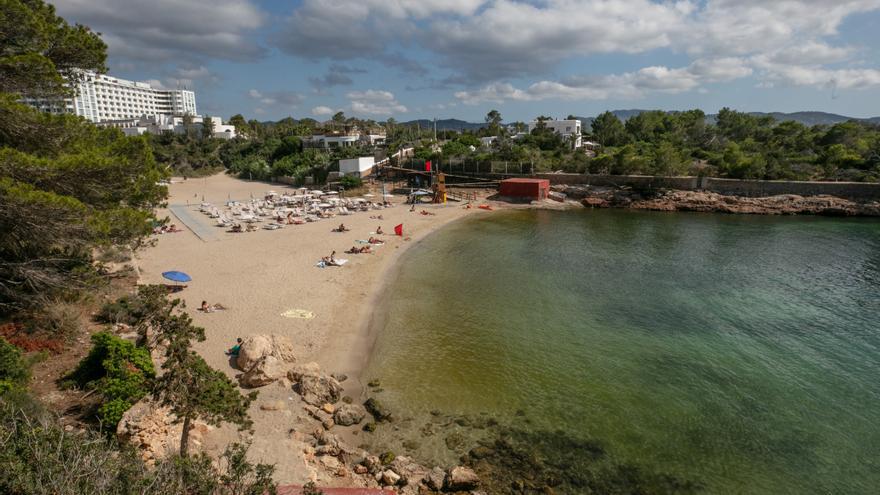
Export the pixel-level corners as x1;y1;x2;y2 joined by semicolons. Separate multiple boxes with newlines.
363;209;880;494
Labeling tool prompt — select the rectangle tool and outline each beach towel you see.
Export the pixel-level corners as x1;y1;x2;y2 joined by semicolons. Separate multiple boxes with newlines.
315;259;349;268
281;309;315;319
356;240;384;245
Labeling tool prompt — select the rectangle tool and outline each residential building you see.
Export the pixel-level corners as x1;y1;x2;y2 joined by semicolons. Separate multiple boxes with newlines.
306;126;386;148
528;119;582;148
26;71;196;123
118;114;237;139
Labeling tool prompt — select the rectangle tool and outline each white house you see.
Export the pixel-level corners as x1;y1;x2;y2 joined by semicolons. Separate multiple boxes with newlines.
339;156;376;177
119;114;237;139
528;119;582;148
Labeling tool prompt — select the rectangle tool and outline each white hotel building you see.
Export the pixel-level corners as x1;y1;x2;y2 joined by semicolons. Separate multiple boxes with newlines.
30;72;197;123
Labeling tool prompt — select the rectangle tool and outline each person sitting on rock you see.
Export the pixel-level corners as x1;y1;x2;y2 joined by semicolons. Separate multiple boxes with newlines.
226;338;242;356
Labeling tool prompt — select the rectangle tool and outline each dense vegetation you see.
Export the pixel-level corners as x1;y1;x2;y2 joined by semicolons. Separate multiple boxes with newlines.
1;3;271;492
153;106;880;184
586;109;880;181
1;0;167;318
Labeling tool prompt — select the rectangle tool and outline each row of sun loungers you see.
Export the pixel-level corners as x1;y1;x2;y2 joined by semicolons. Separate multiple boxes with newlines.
196;194;393;233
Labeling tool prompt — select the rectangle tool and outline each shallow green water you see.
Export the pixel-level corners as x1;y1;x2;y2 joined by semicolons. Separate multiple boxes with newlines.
364;209;880;494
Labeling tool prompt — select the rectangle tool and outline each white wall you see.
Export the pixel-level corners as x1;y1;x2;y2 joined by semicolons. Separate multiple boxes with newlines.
339;157;375;177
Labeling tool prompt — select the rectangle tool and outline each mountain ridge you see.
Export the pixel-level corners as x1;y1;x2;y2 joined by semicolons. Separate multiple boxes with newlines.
401;111;880;130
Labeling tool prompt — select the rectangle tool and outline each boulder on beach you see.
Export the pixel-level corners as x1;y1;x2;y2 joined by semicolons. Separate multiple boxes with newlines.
236;334;296;372
333;403;367;426
239;355;287;388
290;366;343;406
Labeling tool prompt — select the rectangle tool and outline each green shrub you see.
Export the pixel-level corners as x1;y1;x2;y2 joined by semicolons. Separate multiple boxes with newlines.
67;332;155;429
95;285;168;326
0;337;30;393
339;175;363;189
0;397;276;495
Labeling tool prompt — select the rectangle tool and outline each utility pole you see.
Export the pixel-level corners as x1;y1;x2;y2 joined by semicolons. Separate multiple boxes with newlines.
433;117;437;142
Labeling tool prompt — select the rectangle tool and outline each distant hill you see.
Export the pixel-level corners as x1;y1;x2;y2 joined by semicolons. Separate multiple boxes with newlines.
399;118;486;131
403;110;880;132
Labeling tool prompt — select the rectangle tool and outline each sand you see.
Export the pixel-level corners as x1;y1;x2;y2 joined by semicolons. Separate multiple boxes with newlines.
136;173;488;483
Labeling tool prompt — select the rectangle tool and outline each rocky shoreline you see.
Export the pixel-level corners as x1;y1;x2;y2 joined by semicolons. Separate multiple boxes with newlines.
552;185;880;216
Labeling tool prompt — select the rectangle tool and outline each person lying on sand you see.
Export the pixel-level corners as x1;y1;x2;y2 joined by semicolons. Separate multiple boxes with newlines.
226;338;242;356
420;210;436;216
367;237;384;245
334;224;350;232
200;301;228;312
347;245;372;254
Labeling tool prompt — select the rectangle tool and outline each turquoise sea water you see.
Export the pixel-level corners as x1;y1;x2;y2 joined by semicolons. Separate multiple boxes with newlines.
363;209;880;494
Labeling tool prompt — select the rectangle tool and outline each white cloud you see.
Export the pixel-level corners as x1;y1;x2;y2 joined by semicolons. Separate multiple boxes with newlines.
347;90;408;115
273;0;880;96
54;0;266;62
311;106;336;116
456;58;754;104
247;89;304;108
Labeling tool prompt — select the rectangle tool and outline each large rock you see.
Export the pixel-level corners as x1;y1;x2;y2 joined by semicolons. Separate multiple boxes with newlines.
117;399;207;464
424;467;445;491
333;403;367;426
239;355;287;388
293;371;343;407
445;466;479;491
236;334;296;372
117;400;180;463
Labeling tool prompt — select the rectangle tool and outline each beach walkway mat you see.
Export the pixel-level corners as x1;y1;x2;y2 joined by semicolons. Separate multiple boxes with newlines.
168;204;220;242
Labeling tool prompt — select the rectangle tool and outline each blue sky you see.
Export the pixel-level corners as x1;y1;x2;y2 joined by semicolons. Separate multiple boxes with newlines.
54;0;880;122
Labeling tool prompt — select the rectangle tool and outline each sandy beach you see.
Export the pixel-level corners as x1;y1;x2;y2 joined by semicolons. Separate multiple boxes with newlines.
136;173;487;483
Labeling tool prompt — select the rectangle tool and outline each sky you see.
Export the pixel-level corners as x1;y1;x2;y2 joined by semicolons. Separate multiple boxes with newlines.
53;0;880;123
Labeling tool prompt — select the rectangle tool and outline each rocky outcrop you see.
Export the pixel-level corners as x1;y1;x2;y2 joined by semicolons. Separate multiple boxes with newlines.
116;399;209;464
116;400;180;463
333;403;367;426
236;335;296;387
567;184;880;216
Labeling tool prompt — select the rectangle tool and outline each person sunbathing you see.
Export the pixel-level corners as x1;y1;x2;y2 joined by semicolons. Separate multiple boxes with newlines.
200;301;227;312
376;226;384;235
360;245;372;254
335;224;350;232
420;210;436;216
226;338;243;356
231;224;243;233
346;246;359;254
367;237;384;244
168;224;183;232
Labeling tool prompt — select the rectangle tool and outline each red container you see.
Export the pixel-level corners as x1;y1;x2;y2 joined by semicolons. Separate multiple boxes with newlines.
499;178;550;200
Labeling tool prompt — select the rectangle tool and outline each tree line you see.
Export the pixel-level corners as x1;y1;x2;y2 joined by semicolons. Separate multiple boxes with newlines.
1;2;276;493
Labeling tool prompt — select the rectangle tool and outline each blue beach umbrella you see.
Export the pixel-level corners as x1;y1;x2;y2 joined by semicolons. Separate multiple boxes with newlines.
162;271;192;283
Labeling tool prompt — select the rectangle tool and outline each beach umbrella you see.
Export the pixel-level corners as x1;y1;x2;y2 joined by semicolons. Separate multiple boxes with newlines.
162;271;192;283
324;191;339;195
318;203;332;208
